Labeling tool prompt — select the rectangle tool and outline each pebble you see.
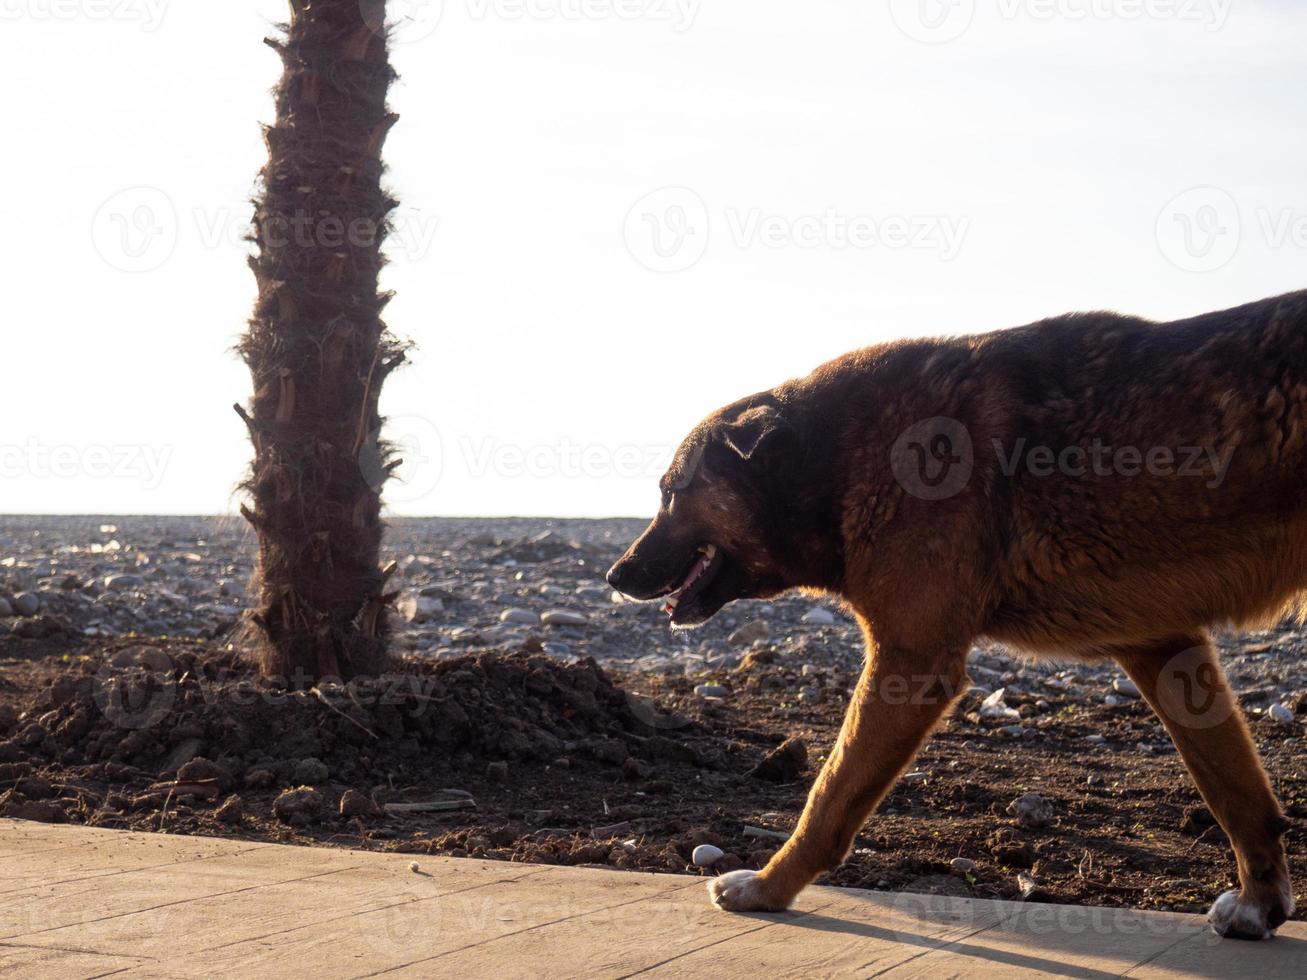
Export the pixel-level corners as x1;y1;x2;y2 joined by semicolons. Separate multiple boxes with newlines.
1268;703;1294;724
396;594;443;623
339;789;380;817
409;862;421;873
104;574;145;592
694;684;728;699
541;609;587;627
1008;793;1055;829
691;843;724;867
499;608;540;626
11;592;40;617
797;685;823;704
979;688;1020;721
1112;677;1141;699
801;607;836;626
0;598;14;618
950;857;975;873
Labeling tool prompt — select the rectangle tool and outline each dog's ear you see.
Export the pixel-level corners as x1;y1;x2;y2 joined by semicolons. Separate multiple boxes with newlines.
721;404;782;460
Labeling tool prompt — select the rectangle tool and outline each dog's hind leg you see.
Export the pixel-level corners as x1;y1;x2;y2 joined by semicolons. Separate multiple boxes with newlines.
1111;633;1294;939
709;641;968;913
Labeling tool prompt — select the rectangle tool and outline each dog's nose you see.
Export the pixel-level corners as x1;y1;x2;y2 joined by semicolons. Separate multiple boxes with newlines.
605;561;623;591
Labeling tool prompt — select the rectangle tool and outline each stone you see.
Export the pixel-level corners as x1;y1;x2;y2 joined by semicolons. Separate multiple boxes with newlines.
11;592;40;617
486;760;509;782
801;607;836;626
1112;677;1141;699
1007;793;1055;829
694;684;728;698
215;795;244;824
950;857;976;873
272;786;323;826
797;685;823;704
0;598;13;618
728;621;769;647
499;608;539;626
979;688;1020;721
396;594;444;623
339;789;380;818
1268;703;1294;724
541;609;587;627
691;843;724;867
104;574;146;592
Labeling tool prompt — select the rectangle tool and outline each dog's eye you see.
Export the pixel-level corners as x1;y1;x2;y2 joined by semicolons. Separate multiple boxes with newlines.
661;489;673;509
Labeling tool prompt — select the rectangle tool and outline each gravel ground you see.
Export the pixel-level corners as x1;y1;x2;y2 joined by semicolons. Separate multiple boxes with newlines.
3;515;1306;716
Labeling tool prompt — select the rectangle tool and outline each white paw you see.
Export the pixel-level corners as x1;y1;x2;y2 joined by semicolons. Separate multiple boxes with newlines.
1207;888;1292;940
707;870;790;913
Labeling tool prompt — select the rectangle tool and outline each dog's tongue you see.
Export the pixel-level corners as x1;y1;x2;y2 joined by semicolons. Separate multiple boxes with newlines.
665;545;717;615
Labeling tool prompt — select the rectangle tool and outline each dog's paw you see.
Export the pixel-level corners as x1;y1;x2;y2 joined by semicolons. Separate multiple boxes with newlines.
1208;888;1291;940
707;870;790;913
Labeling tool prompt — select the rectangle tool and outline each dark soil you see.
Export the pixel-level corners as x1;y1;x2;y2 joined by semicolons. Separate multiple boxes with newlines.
0;634;1302;919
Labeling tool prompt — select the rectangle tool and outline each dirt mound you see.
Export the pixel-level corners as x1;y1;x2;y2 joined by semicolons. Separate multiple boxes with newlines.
0;640;707;791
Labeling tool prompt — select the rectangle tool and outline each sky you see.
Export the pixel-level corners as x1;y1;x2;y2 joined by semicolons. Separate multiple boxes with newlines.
1;0;1305;517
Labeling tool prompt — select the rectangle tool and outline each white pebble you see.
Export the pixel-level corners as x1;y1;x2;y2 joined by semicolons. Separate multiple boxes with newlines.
691;844;724;867
1112;677;1141;699
1268;703;1294;724
801;607;836;626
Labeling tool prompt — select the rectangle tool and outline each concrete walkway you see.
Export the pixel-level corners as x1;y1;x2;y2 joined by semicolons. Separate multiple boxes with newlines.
0;819;1303;978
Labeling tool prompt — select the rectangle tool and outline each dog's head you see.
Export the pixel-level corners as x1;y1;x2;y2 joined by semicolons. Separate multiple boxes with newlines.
606;394;798;627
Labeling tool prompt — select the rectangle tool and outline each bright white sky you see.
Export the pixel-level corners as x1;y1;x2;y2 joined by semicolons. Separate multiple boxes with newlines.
2;0;1305;517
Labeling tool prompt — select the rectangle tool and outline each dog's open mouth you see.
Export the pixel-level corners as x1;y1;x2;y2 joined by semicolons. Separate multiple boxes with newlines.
664;544;723;617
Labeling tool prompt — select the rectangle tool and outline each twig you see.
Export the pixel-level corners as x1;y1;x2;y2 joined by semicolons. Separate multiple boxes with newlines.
384;799;477;815
312;686;378;739
742;825;791;842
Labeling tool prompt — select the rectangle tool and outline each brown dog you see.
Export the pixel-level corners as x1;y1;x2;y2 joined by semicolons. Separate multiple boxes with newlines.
607;290;1304;938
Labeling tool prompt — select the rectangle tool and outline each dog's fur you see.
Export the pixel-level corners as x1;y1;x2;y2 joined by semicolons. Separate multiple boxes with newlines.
608;290;1305;938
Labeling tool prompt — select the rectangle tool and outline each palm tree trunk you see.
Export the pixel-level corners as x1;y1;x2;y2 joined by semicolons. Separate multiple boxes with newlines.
237;0;405;684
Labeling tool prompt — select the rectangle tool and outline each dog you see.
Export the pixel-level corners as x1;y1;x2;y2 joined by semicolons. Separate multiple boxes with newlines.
607;289;1305;939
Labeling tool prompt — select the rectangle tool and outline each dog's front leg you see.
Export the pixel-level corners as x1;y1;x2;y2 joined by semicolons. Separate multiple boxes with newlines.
709;642;968;912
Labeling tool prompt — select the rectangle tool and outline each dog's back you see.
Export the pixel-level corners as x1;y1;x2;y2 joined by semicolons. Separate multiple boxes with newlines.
977;290;1307;652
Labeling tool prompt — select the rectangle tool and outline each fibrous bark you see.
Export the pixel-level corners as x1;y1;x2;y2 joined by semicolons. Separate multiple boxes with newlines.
238;0;406;684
